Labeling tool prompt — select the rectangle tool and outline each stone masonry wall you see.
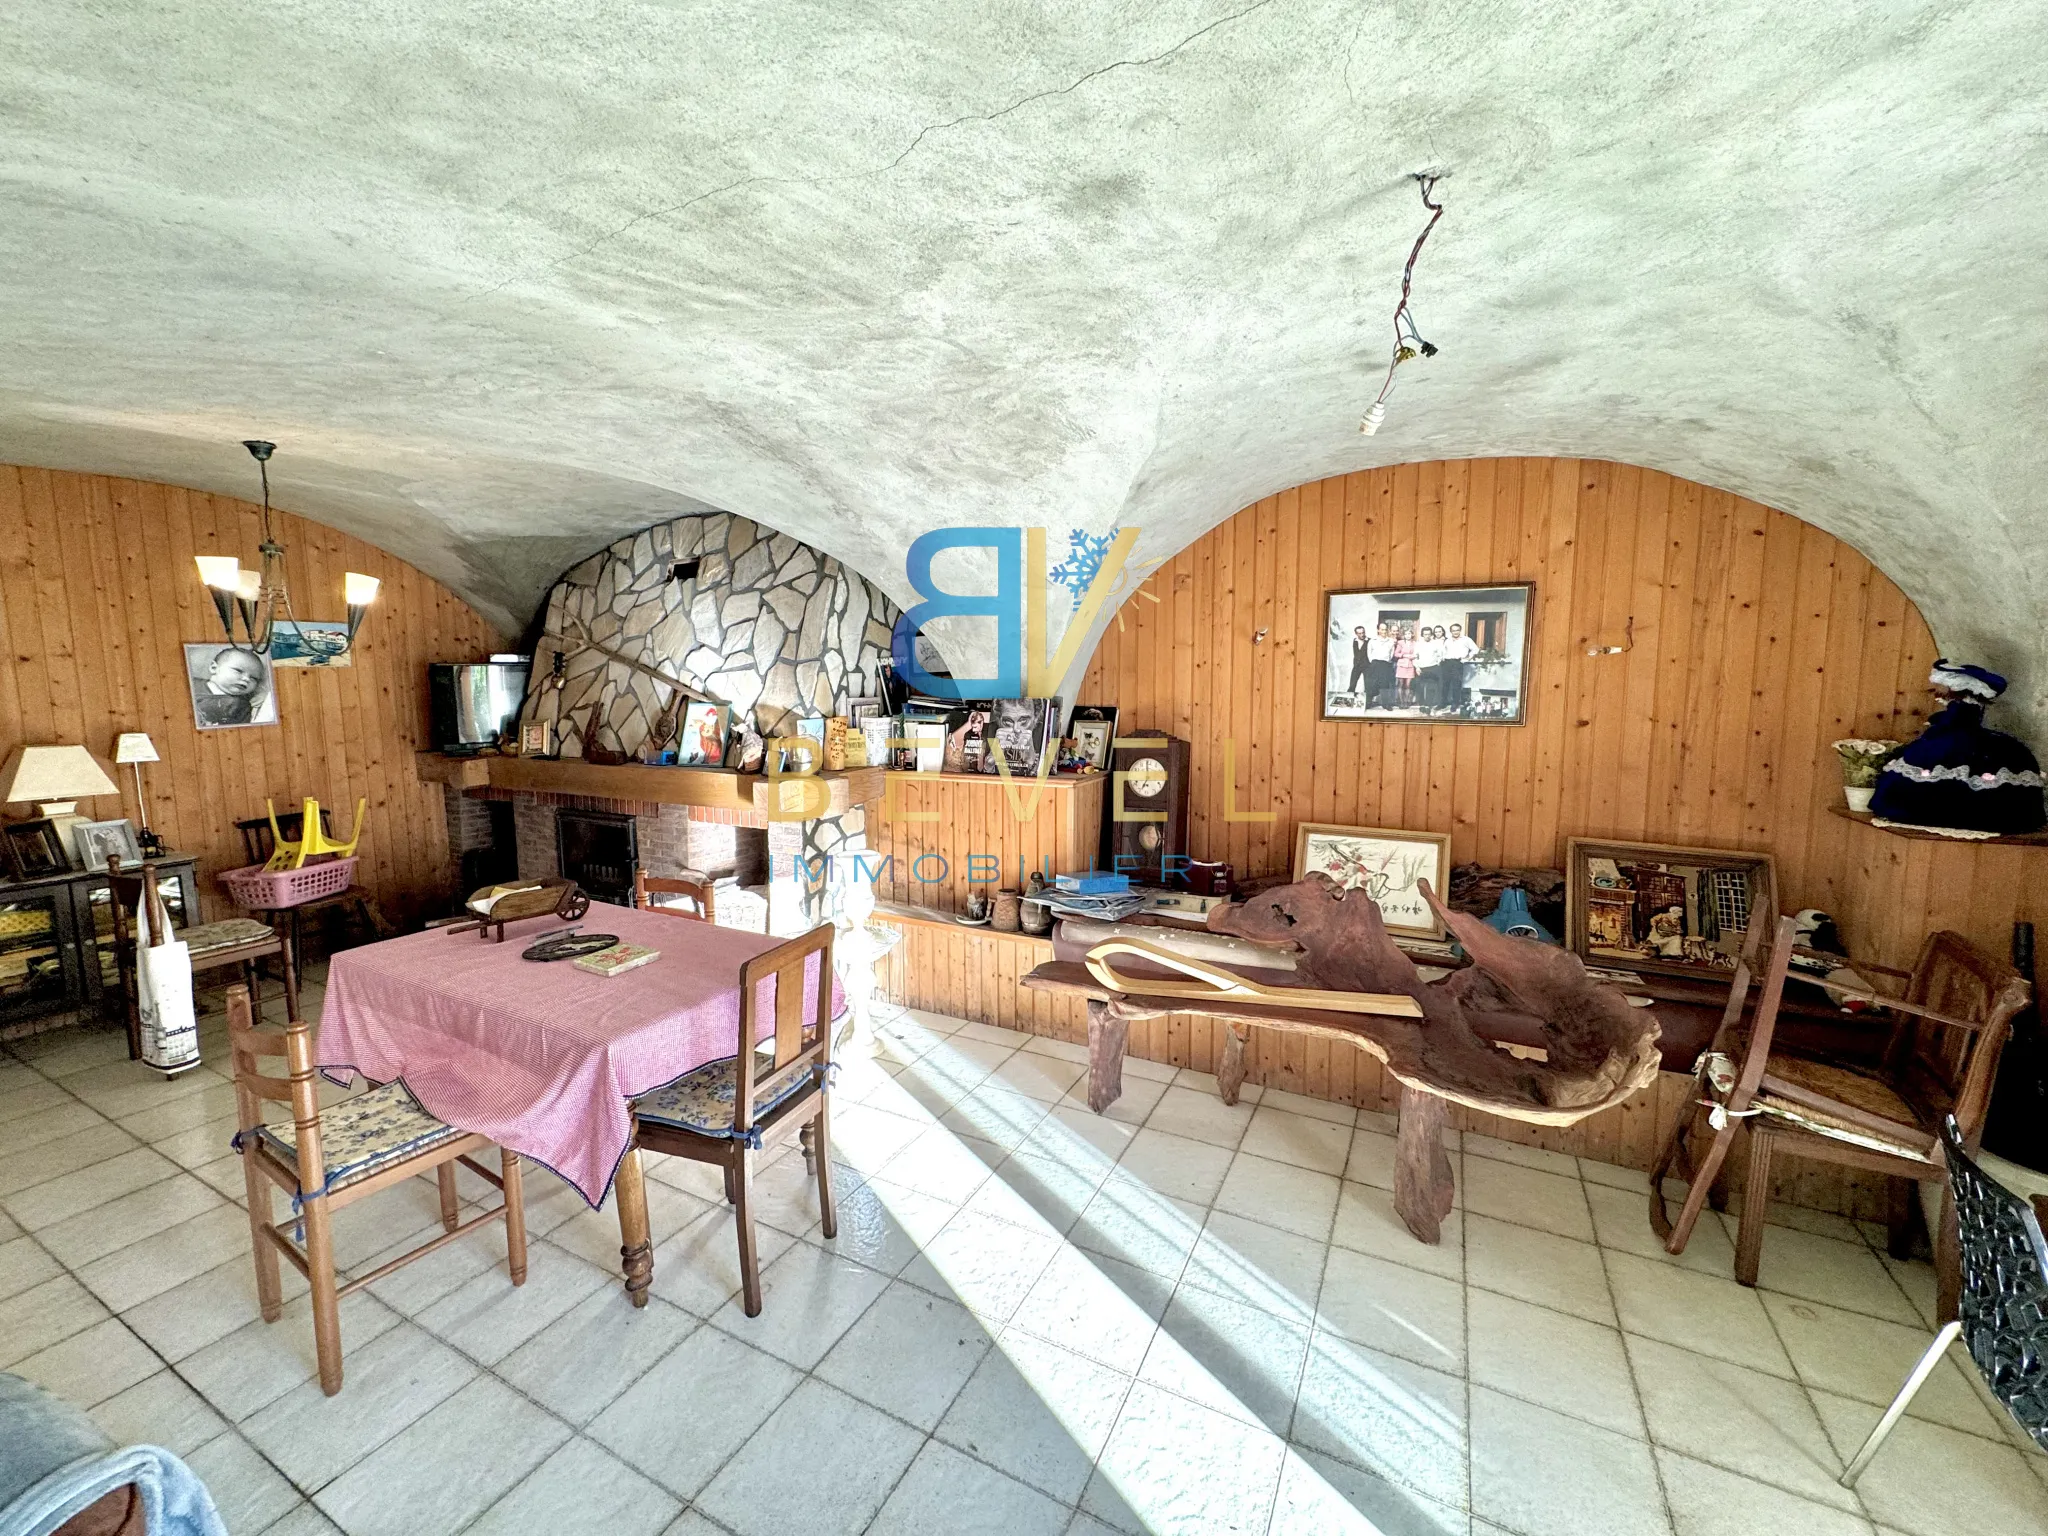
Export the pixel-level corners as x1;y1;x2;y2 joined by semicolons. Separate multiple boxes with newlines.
526;512;902;759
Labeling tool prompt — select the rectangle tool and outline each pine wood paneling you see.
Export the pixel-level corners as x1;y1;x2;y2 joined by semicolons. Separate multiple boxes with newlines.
0;463;500;926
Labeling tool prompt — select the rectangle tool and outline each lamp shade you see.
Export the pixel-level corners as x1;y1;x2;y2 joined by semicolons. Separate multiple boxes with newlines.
194;555;241;589
343;572;381;606
0;744;119;805
114;732;160;766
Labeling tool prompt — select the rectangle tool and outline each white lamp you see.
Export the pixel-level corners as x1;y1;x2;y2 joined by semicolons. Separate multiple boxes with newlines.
114;732;164;855
0;744;120;867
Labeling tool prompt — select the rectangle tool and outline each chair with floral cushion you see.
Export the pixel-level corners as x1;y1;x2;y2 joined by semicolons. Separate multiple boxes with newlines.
631;924;836;1315
225;979;526;1394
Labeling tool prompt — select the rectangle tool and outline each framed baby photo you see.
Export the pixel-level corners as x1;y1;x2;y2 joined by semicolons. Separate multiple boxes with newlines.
1322;584;1533;724
185;642;279;730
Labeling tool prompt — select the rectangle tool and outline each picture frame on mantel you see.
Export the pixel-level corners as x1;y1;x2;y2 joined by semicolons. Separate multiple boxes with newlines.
1291;822;1452;940
1321;584;1533;724
3;817;70;880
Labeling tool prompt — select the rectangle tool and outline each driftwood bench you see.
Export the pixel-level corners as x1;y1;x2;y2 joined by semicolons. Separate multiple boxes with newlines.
1022;878;1664;1244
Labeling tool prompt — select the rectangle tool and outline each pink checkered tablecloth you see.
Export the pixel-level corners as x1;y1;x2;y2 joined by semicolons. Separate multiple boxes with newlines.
318;904;842;1205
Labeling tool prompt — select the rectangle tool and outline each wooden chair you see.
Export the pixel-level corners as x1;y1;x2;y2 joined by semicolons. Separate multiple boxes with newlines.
1655;916;2027;1317
233;808;391;968
631;924;836;1315
107;854;285;1060
633;867;716;924
225;980;527;1394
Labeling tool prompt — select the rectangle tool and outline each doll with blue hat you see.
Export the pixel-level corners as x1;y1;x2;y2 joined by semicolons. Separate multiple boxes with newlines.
1868;660;2045;837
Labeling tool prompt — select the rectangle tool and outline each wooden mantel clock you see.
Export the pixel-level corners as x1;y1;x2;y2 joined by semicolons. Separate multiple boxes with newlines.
1106;732;1191;884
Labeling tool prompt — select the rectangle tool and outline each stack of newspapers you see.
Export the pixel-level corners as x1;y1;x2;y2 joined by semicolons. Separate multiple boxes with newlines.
1043;889;1148;922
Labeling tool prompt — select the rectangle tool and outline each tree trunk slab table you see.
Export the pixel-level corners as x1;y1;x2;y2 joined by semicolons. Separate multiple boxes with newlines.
1023;879;1664;1245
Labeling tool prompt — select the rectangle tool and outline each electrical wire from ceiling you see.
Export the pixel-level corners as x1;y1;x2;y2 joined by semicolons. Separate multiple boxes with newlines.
1361;172;1444;435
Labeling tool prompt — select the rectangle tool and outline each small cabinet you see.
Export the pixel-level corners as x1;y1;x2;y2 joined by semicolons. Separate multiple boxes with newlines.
0;856;199;1026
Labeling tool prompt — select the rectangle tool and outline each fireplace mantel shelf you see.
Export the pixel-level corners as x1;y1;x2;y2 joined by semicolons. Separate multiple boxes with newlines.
415;752;883;818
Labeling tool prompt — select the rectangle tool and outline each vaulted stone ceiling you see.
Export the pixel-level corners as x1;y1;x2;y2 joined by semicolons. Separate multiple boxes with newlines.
4;4;2044;715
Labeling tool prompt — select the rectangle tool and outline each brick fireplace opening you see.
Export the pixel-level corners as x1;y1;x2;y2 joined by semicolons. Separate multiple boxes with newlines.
556;808;638;905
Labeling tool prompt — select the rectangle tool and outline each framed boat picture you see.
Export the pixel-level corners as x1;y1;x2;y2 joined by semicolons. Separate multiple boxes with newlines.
1291;822;1453;939
1322;584;1534;723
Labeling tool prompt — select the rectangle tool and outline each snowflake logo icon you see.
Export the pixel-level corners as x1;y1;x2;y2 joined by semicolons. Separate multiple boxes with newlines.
1048;528;1119;605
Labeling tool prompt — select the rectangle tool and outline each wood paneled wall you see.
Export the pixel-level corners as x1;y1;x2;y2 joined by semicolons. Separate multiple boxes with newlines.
0;464;500;925
868;774;1107;913
1082;457;2044;975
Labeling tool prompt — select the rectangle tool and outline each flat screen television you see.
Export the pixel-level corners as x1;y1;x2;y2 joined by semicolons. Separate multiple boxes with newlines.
428;661;529;750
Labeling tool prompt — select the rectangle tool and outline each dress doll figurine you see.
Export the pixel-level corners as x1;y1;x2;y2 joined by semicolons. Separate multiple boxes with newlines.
1869;660;2046;836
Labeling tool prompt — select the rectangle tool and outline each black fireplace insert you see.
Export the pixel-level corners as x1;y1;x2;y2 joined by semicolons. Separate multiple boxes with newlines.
557;808;637;906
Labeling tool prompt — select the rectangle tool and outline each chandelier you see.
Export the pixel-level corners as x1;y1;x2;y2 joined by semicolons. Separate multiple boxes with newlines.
192;440;379;659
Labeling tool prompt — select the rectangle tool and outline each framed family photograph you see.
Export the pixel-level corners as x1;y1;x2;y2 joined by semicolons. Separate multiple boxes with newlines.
185;643;279;730
72;818;144;874
3;818;70;879
1292;822;1453;939
1322;584;1533;724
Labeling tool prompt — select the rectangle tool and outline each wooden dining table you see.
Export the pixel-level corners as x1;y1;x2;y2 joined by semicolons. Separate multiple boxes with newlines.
317;903;841;1306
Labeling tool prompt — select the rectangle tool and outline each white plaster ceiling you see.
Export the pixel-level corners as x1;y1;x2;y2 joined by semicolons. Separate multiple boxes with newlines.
3;3;2045;718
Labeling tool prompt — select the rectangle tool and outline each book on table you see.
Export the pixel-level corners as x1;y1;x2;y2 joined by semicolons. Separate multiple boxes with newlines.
573;941;661;977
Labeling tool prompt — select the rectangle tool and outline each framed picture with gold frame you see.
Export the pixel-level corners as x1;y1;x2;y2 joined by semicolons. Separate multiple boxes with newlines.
1291;822;1453;940
1564;837;1778;981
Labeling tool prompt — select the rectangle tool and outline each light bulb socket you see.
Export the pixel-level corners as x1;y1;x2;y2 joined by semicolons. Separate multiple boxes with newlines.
1360;402;1387;435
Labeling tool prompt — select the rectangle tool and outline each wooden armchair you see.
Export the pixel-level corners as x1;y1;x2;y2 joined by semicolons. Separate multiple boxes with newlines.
225;981;527;1394
106;855;284;1060
631;925;836;1315
633;867;716;923
1654;916;2027;1317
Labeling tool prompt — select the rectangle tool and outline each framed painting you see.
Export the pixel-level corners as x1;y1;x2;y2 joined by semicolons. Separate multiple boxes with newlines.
1564;837;1779;981
1291;822;1453;939
1322;584;1534;723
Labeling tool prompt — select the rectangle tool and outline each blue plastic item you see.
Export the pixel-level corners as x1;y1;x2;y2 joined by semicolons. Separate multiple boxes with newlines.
1483;887;1558;945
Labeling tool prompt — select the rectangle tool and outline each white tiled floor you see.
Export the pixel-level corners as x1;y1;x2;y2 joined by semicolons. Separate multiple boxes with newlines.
4;985;2047;1535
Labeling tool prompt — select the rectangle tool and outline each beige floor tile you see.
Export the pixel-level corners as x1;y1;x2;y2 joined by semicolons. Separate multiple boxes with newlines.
869;1438;1069;1536
1096;1380;1288;1535
1290;1334;1468;1511
75;1201;263;1312
938;1329;1131;1503
1317;1246;1465;1374
986;1144;1113;1236
903;1204;1062;1322
91;1367;229;1458
1470;1386;1670;1536
815;1278;991;1429
1213;1152;1341;1240
1145;1084;1256;1149
1461;1156;1594;1241
0;1272;110;1367
708;1238;891;1368
0;1233;63;1302
1010;1243;1161;1372
0;1098;104;1159
986;1048;1089;1103
877;1123;1002;1204
1241;1105;1354;1175
1116;1127;1235;1206
1257;1087;1358;1127
35;1170;226;1269
642;1204;797;1317
119;1254;307;1363
466;1436;682;1536
1466;1214;1614;1324
1586;1181;1741;1275
825;1101;931;1173
1070;1174;1206;1278
497;1285;699;1426
186;1430;303;1535
1469;1288;1643;1437
940;1082;1057;1153
12;1314;161;1408
1271;1444;1467;1534
1464;1132;1581;1178
314;1375;570;1536
1345;1126;1401;1191
1581;1156;1652;1191
1744;1223;1922;1323
1657;1449;1876;1536
241;1321;476;1489
1055;1070;1169;1127
179;1289;403;1420
807;1174;948;1272
1605;1249;1792;1376
1172;1068;1259;1100
1761;1291;2005;1437
1626;1333;1859;1510
4;1143;172;1227
1331;1182;1464;1282
415;1238;606;1363
1182;1207;1327;1323
116;1078;242;1143
1141;1283;1310;1434
547;1180;708;1271
1033;1103;1145;1167
695;1378;925;1536
0;1078;76;1125
1811;1387;2048;1536
589;1327;801;1498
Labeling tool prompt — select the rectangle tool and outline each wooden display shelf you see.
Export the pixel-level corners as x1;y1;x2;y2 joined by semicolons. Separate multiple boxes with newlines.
1828;804;2048;847
871;899;1050;939
414;752;882;816
880;769;1106;789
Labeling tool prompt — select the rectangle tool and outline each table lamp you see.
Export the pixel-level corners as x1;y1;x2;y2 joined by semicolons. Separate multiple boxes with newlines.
0;744;120;867
114;732;165;856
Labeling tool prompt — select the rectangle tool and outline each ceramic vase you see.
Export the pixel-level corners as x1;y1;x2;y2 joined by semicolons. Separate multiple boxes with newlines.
1844;785;1875;813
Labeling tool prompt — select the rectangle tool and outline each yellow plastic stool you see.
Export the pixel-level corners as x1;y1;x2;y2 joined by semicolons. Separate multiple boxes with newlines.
263;797;367;870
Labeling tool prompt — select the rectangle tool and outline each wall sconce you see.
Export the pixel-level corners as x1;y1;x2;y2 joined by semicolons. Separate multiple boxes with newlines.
192;441;380;657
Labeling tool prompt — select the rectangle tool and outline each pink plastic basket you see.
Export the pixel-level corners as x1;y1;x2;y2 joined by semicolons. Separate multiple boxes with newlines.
220;856;359;911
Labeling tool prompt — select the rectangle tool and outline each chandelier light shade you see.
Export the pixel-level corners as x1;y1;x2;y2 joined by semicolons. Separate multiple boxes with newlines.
192;440;380;657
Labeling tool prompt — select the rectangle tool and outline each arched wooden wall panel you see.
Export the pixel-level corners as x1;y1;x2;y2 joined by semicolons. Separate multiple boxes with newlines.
0;463;500;926
1081;457;2038;971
